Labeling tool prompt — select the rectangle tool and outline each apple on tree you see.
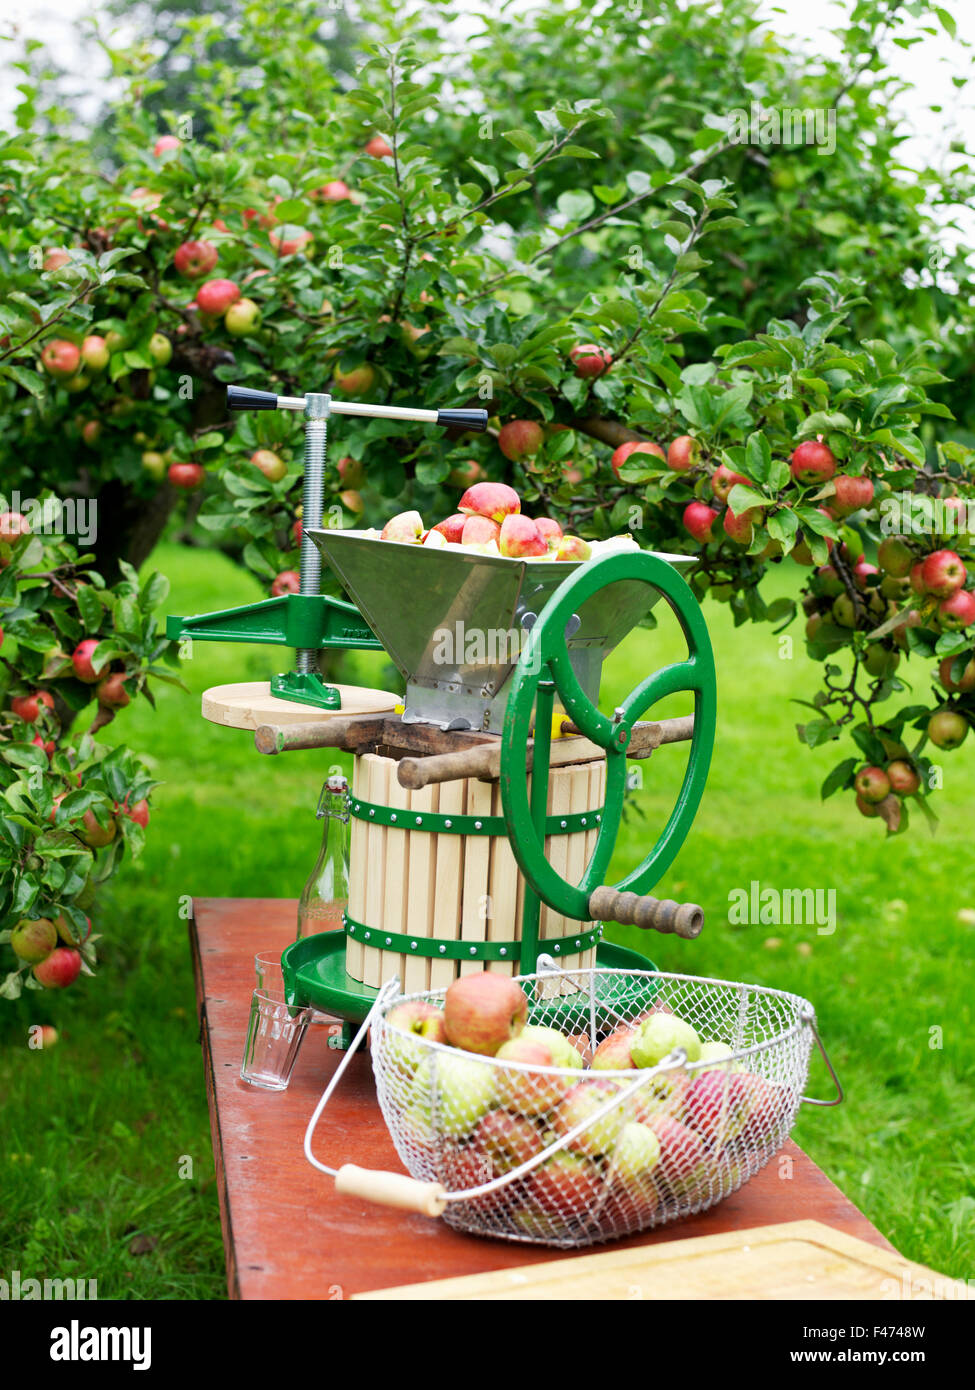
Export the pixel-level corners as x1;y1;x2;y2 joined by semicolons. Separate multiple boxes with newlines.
10;917;58;964
270;570;300;596
610;440;665;478
11;691;55;723
168;462;205;491
666;436;701;472
40;340;81;379
790;440;837;485
173;239;219;279
569;343;612;379
497;420;544;462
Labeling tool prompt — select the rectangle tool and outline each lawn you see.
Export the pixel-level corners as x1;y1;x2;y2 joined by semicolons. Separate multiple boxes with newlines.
1;540;972;1296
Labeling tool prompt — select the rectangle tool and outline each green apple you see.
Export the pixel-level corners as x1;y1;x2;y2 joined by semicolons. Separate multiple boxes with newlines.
520;1024;584;1070
631;1013;702;1068
696;1040;739;1072
554;1080;627;1158
409;1052;496;1139
612;1120;661;1185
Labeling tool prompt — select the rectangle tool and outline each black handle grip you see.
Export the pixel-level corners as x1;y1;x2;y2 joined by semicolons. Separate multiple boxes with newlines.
436;408;488;432
227;386;279;411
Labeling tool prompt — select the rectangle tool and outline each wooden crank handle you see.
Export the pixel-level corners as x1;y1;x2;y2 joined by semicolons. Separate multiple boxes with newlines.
588;887;704;939
334;1164;448;1217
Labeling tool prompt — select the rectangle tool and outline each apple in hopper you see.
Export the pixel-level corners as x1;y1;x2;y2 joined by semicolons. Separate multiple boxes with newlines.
11;917;58;964
458;481;520;524
535;517;563;550
408;1052;496;1140
497;420;544;462
555;534;591;562
499;514;547;559
384;1000;448;1075
381;510;424;543
460;515;501;550
443;972;528;1055
432;514;466;544
631;1012;702;1068
422;528;447;548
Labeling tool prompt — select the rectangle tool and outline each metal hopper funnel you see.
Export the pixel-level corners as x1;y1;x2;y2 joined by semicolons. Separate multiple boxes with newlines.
309;528;693;731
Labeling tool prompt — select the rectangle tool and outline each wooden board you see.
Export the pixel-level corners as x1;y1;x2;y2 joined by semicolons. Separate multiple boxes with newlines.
356;1219;951;1301
201;681;399;731
191;898;899;1301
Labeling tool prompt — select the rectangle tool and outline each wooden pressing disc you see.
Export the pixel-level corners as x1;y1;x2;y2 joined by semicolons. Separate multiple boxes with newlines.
201;681;400;732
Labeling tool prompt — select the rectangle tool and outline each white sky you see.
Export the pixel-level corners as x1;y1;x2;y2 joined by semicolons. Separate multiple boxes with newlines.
1;0;972;225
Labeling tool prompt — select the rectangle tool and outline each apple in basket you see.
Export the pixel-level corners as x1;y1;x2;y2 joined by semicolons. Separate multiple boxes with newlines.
683;1068;750;1144
384;1000;448;1074
526;1150;603;1216
519;1024;585;1070
443;973;528;1055
631;1013;702;1068
553;1079;628;1159
407;1052;496;1140
439;1140;496;1217
591;1025;639;1070
645;1114;710;1204
471;1108;543;1174
630;1067;693;1124
494;1037;568;1117
605;1121;662;1223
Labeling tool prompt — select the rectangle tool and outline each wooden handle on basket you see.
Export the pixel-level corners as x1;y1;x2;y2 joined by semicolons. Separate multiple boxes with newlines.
334;1164;448;1216
588;887;704;939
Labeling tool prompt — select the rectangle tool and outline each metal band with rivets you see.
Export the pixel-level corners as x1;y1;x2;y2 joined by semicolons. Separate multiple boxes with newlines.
343;914;601;961
348;798;603;837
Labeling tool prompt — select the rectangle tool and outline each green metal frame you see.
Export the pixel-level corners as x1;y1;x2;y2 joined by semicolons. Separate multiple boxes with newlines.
343;913;601;961
499;550;717;936
349;796;603;838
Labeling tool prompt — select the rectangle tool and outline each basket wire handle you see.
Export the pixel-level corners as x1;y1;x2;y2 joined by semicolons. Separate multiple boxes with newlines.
302;977;456;1217
799;1007;844;1107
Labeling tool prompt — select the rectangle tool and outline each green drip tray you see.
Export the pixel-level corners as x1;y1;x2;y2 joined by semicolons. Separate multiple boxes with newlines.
281;929;658;1025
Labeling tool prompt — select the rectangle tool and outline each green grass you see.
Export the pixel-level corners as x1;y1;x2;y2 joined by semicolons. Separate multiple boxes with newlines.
1;543;973;1294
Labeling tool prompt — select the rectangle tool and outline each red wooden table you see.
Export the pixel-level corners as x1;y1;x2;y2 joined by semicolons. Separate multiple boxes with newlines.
191;897;893;1299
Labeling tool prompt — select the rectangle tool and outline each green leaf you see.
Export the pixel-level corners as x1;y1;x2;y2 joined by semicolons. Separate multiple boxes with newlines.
743;431;772;485
822;758;857;800
638;133;675;167
727;483;768;513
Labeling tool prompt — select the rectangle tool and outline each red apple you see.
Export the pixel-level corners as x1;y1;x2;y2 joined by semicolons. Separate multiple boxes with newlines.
269;228;313;256
569;343;612;379
196;278;241;315
535;517;563;549
11;691;54;723
921;550;966;598
96;672;130;709
909;561;928;596
40;339;81;379
527;1151;603;1216
494;1037;571;1116
790;440;837;485
555;534;592;561
497;420;545;462
32;735;55;760
271;570;301;596
43;249;72;272
168;462;205;490
314;180;351;202
122;796;150;828
887;761;920;796
710;464;749;503
432;514;466;544
173;239;218;279
340;489;364;515
71;638;103;683
610;441;665;478
854;765;891;803
939;590;975;630
81;420;101;446
554;1079;627;1158
385;1000;448;1073
666;436;701;472
365;136;394;158
499;514;547;558
337;456;365;489
80;808;117;847
442;973;528;1056
591;1026;638;1070
722;505;756;546
471;1108;541;1173
683;501;718;543
33;947;82;989
458;481;521;523
80;335;109;372
939;655;975;693
0;511;31;540
447;459;484;488
831;473;874;516
644;1114;709;1202
153;134;181;157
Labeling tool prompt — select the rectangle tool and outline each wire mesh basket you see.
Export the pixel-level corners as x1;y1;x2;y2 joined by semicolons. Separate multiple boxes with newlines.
305;965;842;1249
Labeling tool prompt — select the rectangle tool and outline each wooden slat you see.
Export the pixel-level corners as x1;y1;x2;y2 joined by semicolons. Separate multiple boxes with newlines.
403;783;437;995
429;779;464;994
486;781;518;977
459;778;493;978
355;1219;948;1302
345;757;368;981
361;755;389;989
381;769;411;989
